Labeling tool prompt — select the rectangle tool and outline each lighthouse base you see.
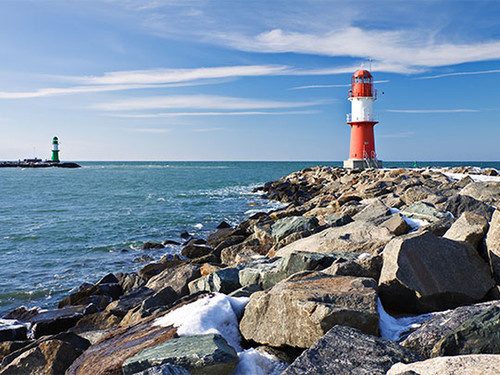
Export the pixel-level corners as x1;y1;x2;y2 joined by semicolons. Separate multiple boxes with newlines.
343;159;383;170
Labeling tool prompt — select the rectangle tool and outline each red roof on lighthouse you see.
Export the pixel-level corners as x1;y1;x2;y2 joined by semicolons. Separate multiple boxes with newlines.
352;69;372;78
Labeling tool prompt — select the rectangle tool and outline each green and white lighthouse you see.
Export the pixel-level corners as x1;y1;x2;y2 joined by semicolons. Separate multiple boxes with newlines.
51;136;60;162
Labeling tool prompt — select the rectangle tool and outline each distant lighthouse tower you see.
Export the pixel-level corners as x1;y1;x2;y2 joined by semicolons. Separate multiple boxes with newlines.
51;136;60;163
343;69;382;169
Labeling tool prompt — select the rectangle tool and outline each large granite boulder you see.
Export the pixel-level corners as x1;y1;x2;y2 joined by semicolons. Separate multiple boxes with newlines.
400;202;447;222
379;231;494;313
401;300;500;358
387;354;500;375
352;199;391;224
460;181;500;208
271;216;319;243
115;272;147;293
29;305;94;339
444;211;489;249
275;220;394;257
380;214;412;236
431;305;500;357
486;209;500;283
122;334;238;375
239;272;379;348
283;326;423;375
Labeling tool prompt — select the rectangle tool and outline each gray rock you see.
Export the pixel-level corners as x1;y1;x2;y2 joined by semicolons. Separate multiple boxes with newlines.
271;216;319;242
431;305;500;357
460;181;500;208
379;231;494;313
239;252;341;290
29;305;90;339
181;244;213;259
0;323;27;342
441;194;495;221
352;199;391;224
228;283;262;298
400;202;447;222
323;254;383;280
276;220;394;257
115;273;147;293
387;354;500;375
283;325;423;375
401;300;500;358
146;263;201;295
486;209;500;283
402;185;437;205
381;214;412;236
122;334;238;375
107;286;155;318
323;214;353;227
0;341;31;363
443;211;489;249
240;272;379;348
188;267;241;295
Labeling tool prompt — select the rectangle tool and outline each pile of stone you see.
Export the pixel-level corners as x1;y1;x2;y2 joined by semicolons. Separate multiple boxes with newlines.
1;166;500;374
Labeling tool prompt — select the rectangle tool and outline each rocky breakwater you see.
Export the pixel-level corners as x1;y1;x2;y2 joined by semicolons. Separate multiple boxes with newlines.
1;165;500;374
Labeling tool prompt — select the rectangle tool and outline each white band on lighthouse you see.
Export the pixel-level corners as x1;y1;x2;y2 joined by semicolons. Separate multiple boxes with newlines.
349;97;375;122
52;144;59;151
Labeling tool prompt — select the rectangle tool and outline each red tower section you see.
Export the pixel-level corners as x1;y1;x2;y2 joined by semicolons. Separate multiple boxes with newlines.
344;69;382;169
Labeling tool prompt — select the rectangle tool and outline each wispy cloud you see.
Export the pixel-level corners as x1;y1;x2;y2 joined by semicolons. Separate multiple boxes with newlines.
291;80;389;90
111;109;319;118
94;95;326;111
386;109;479;113
215;27;500;72
416;69;500;80
191;128;225;132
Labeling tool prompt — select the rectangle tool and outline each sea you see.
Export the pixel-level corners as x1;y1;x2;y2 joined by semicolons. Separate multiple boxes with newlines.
1;160;499;316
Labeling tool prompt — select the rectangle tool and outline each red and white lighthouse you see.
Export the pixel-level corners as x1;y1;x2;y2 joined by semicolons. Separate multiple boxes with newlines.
343;69;382;169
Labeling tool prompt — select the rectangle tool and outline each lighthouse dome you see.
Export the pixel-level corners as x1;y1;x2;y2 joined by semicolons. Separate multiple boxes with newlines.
352;69;372;79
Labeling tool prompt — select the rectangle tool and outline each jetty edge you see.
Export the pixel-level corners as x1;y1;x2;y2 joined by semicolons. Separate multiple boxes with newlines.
1;166;500;374
0;159;81;168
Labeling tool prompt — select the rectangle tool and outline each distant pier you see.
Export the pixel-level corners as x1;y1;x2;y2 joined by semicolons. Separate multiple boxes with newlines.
0;158;80;168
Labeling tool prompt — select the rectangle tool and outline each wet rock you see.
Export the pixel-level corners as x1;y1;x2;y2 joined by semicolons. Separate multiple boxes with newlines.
142;242;165;250
401;300;500;358
188;267;241;295
115;272;147;293
107;287;156;318
431;305;500;357
387;354;500;375
122;333;238;375
2;307;40;322
381;214;412;236
30;305;91;339
206;228;238;248
486;209;500;283
97;273;120;285
181;244;213;259
70;311;122;333
0;341;31;363
271;216;319;242
283;326;423;375
275;220;394;257
134;255;154;263
0;322;27;342
162;240;181;246
180;231;190;239
379;231;494;313
443;211;489;249
240;272;379;348
217;221;232;229
58;282;122;309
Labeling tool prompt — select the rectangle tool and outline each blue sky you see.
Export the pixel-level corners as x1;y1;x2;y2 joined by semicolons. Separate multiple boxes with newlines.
0;0;499;161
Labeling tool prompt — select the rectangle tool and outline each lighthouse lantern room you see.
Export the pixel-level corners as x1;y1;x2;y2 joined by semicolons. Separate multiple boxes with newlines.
343;69;382;169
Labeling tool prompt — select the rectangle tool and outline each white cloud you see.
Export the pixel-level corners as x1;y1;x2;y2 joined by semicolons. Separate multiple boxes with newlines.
216;27;500;72
291;80;389;90
111;109;319;117
386;109;479;113
94;95;326;111
417;69;500;80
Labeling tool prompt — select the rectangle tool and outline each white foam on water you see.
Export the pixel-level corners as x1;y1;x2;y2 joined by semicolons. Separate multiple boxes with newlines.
231;348;288;375
377;298;433;341
153;293;249;351
193;223;203;229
